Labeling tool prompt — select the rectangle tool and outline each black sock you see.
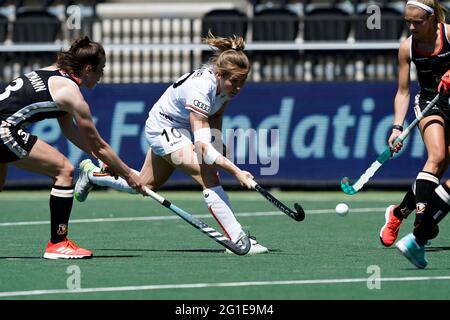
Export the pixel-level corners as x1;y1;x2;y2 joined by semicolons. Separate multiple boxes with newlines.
414;184;450;246
393;185;415;219
414;171;439;226
430;184;450;224
50;185;74;243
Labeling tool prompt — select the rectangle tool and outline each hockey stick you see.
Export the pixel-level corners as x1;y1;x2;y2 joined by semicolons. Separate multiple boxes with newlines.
143;187;251;255
249;180;305;221
341;93;440;195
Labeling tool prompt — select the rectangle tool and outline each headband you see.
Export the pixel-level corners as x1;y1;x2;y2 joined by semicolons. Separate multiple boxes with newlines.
406;1;435;14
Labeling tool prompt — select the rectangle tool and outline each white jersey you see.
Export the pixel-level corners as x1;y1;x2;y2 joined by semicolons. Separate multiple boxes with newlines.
144;66;231;156
146;66;230;135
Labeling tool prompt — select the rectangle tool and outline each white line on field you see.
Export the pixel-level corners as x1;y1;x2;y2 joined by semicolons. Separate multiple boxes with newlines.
0;207;386;227
0;275;449;298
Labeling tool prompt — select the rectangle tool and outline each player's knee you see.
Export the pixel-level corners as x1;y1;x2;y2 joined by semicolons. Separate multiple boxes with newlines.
427;153;446;172
56;160;75;184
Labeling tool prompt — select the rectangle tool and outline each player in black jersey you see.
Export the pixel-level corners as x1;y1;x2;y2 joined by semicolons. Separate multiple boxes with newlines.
380;0;449;250
0;36;145;259
378;0;450;268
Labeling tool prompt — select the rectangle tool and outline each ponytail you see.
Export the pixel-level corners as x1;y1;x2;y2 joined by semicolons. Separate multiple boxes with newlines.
56;36;105;76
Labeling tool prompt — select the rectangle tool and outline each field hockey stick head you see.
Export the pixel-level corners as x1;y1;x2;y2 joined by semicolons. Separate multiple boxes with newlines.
293;203;305;221
340;177;358;195
233;233;251;255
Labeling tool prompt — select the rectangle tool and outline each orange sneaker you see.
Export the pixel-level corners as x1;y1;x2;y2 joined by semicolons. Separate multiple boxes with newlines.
43;238;93;259
380;205;403;247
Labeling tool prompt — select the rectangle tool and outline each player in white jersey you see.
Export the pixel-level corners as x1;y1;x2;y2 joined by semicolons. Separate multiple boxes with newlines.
75;31;268;254
145;65;231;156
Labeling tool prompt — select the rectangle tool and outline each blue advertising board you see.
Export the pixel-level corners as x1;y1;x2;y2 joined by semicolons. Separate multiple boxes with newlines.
4;82;427;188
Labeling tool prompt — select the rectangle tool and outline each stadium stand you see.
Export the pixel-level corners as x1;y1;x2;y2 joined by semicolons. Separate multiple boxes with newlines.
302;2;352;81
201;8;248;39
13;10;61;42
200;8;248;65
251;6;300;81
253;7;298;42
303;6;352;41
0;0;428;83
352;2;404;81
354;3;405;41
0;12;7;42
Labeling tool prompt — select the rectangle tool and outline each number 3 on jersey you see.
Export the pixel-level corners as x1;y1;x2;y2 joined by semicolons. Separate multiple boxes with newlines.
0;78;24;101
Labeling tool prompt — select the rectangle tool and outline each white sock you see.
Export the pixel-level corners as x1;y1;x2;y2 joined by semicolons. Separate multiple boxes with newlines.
89;169;138;194
203;186;243;242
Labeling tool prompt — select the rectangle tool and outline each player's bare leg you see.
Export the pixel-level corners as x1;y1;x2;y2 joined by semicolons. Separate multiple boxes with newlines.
76;148;175;198
167;144;268;254
14;139;92;259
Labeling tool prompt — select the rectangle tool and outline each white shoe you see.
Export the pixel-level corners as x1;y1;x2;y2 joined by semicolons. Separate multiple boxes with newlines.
74;159;98;202
226;236;268;255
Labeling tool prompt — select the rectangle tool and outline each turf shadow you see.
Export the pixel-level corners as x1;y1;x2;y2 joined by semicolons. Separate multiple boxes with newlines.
88;255;141;258
425;246;450;252
0;255;141;260
0;256;42;260
94;248;225;253
93;248;290;254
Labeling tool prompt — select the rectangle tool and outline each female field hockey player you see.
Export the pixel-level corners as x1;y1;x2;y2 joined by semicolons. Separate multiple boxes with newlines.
377;0;450;268
379;0;449;249
0;36;145;259
395;69;450;268
75;31;268;254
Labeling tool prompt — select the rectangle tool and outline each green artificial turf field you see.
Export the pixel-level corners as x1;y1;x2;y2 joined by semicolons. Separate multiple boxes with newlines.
1;190;449;300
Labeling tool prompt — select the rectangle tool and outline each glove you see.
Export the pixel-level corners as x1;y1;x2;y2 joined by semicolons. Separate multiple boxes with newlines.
438;70;450;94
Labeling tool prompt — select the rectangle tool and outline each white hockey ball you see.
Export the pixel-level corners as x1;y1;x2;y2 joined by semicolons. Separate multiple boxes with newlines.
335;203;349;216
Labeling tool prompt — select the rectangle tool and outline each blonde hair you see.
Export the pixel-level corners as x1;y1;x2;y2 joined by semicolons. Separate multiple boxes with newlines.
409;0;448;23
202;31;250;79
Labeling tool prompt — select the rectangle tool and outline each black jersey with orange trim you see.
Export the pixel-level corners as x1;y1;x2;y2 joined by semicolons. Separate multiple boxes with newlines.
0;69;77;128
411;23;450;102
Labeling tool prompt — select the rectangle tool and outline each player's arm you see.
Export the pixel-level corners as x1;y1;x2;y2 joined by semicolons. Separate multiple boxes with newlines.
389;38;411;151
209;102;228;130
52;82;143;192
393;38;411;129
190;111;253;189
57;113;93;155
208;102;229;156
70;100;131;178
49;77;94;155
